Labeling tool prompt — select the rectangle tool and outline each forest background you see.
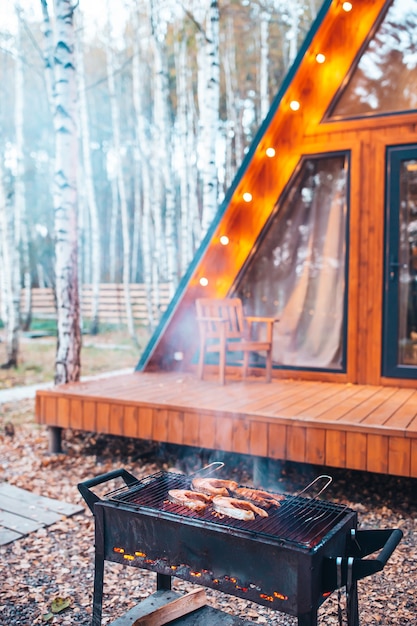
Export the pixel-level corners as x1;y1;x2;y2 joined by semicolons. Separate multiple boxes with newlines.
0;0;321;383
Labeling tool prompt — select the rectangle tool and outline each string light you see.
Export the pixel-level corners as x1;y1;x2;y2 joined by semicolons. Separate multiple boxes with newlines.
342;1;352;11
266;147;276;157
315;53;326;63
243;192;253;202
219;235;229;245
199;277;209;287
289;100;300;111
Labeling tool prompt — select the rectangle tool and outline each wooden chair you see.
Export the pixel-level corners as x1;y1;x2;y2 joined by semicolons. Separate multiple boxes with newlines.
195;298;278;384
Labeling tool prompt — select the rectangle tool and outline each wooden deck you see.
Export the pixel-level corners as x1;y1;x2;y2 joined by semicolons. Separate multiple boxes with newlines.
35;372;417;478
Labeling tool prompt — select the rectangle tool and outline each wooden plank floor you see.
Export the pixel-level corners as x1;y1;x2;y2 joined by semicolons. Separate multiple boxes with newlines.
35;371;417;478
0;483;84;546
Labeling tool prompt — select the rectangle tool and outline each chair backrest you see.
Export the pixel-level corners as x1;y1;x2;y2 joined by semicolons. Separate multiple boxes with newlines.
195;298;245;340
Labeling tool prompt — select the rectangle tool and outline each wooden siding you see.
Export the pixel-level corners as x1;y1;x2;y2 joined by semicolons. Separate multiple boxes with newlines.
35;372;417;478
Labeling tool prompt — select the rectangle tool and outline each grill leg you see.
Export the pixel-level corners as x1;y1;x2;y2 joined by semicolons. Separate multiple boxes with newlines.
157;573;172;590
347;581;359;626
297;612;318;626
92;507;105;626
92;554;105;626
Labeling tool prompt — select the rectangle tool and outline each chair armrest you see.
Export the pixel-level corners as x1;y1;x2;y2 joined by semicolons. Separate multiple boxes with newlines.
245;316;279;324
244;316;279;342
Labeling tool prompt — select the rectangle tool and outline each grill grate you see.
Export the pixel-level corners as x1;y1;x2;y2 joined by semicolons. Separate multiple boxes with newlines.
105;471;350;548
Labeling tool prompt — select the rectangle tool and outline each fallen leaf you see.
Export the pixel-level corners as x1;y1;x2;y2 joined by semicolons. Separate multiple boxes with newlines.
51;596;71;613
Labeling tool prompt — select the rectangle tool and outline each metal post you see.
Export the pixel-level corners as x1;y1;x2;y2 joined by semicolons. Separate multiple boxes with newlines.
298;611;318;626
156;573;172;590
347;580;359;625
48;426;63;454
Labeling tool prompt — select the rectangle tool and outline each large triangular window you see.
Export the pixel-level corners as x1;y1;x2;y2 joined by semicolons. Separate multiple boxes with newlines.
233;153;349;372
329;0;417;120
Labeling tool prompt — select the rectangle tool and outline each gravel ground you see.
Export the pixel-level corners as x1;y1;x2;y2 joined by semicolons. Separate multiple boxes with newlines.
0;400;416;626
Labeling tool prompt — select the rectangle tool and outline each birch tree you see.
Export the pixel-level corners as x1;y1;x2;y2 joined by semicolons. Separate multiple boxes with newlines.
75;12;101;334
105;1;137;343
197;0;221;237
0;166;20;368
259;7;271;121
131;1;155;327
175;36;196;272
42;0;81;385
223;14;244;188
14;8;32;332
148;0;178;297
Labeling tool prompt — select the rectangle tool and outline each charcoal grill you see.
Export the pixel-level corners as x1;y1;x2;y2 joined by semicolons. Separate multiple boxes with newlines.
78;468;402;626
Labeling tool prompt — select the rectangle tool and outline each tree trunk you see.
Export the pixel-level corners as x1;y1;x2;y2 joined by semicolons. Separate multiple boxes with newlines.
15;8;32;333
49;0;81;385
105;3;137;344
0;167;20;368
75;12;101;335
149;10;177;297
175;37;199;274
259;9;271;122
198;0;220;237
223;15;243;189
132;2;154;328
108;172;119;283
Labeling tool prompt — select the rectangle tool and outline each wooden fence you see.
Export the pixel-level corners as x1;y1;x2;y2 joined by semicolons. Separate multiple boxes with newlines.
1;284;171;326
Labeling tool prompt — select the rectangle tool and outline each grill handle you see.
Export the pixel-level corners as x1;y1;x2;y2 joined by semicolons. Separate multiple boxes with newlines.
78;469;138;514
322;528;403;591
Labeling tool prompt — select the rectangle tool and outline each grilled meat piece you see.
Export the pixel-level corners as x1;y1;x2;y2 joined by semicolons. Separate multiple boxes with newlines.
233;487;285;508
168;489;211;512
191;477;238;497
212;496;268;521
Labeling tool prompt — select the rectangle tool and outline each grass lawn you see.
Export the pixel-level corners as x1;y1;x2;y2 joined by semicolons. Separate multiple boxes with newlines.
0;322;151;390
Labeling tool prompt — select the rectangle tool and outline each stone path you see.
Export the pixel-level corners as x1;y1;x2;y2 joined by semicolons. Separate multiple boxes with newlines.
0;368;134;545
0;368;133;404
0;482;84;546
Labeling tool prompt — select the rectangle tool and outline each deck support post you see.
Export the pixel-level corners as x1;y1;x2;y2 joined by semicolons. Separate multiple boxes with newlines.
48;426;63;454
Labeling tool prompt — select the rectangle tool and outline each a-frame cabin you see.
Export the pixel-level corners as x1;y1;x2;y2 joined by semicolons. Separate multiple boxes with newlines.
36;0;417;478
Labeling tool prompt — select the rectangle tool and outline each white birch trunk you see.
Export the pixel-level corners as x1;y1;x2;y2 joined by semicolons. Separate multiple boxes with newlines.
259;10;271;122
0;168;20;367
75;13;101;334
105;5;137;343
149;0;177;297
15;9;32;333
223;15;243;188
286;3;301;68
175;38;193;273
108;172;119;283
40;0;56;107
199;0;220;236
131;150;141;284
50;0;81;384
132;3;155;327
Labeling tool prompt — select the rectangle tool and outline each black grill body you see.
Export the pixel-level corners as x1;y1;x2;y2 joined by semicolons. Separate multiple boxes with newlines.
79;469;402;626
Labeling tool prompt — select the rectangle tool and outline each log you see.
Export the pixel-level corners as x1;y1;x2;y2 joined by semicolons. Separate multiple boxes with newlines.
132;588;207;626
